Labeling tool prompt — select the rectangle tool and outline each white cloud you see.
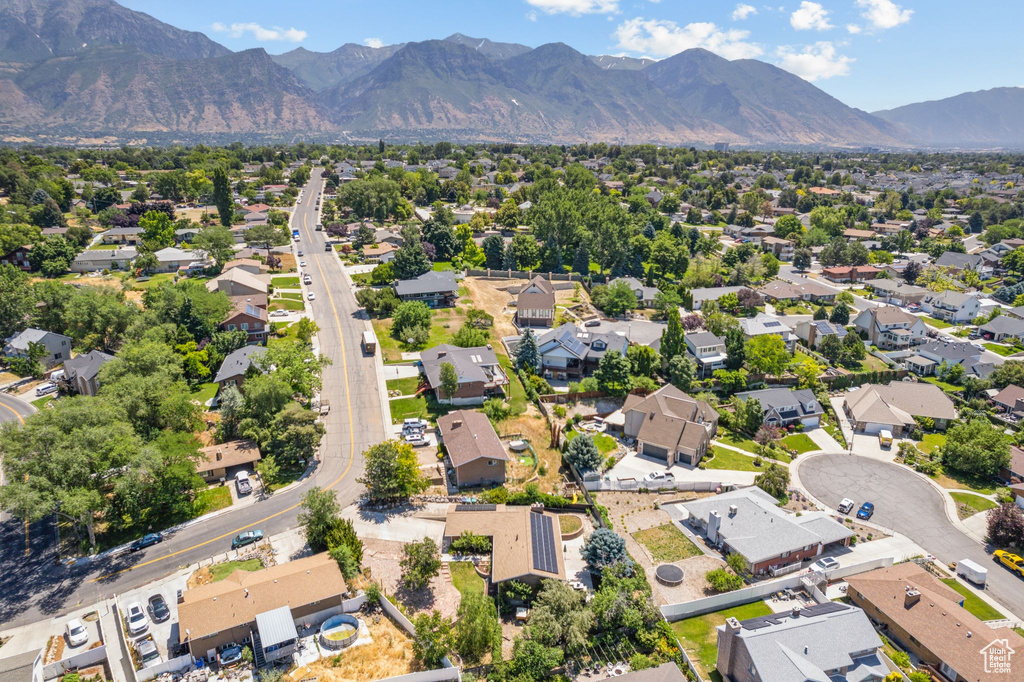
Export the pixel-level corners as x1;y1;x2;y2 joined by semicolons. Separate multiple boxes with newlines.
855;0;913;30
524;0;619;16
210;22;306;42
846;24;862;34
526;10;538;21
731;3;757;20
364;38;384;48
614;18;762;59
790;2;833;30
776;41;853;81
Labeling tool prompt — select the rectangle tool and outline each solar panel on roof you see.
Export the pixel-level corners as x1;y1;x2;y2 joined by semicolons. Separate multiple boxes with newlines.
762;321;782;328
530;513;558;574
455;504;496;512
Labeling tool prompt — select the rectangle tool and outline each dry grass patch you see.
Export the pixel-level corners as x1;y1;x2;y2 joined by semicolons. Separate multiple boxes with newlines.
632;523;702;563
496;408;563;491
289;612;419;682
461;277;518;338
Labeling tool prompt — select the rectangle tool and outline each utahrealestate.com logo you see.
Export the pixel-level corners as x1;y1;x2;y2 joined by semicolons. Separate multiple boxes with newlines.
980;638;1015;674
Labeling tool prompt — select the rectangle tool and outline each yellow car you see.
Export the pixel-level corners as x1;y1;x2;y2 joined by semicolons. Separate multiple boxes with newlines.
994;550;1024;577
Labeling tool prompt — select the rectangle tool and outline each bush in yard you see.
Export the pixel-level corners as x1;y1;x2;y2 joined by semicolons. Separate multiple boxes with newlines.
940;418;1011;479
401;537;442;590
552;405;566;419
706;568;743;593
482;398;510;423
754;463;790;500
454;590;498;663
726;552;748;576
565;434;602;471
889;650;910;671
450;531;492;554
392;301;432;339
412;610;453;668
329;543;359;580
581;528;628;572
987;503;1024;550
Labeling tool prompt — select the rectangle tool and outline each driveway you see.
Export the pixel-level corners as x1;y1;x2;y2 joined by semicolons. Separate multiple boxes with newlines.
798;454;1024;619
608;451;758;486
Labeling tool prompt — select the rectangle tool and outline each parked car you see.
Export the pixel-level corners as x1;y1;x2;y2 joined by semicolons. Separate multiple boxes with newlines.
307;292;316;301
130;533;163;552
125;602;148;636
35;382;58;397
994;550;1024;577
270;309;289;317
404;434;428;447
231;529;264;550
148;594;170;623
584;319;601;327
403;418;427;429
645;471;675;482
837;498;855;514
297;250;303;257
856;502;875;520
300;260;307;267
303;275;312;285
136;638;161;669
65;619;89;647
235;470;253;496
810;557;839;573
219;644;244;667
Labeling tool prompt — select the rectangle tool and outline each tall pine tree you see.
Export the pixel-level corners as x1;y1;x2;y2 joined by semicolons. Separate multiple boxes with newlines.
515;328;541;373
212;167;233;228
660;309;685;361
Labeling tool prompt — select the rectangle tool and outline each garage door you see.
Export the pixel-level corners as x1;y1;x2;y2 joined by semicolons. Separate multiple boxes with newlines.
861;422;888;435
642;443;669;461
801;417;820;428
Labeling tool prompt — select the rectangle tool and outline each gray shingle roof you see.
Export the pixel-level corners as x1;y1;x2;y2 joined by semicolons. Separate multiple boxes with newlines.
420;344;502;388
214;345;265;384
393;270;458;297
63;350;115;382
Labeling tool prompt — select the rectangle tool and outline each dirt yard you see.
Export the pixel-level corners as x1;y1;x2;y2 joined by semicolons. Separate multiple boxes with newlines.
362;538;460;620
496;407;563;492
287;611;420;682
461;276;591;339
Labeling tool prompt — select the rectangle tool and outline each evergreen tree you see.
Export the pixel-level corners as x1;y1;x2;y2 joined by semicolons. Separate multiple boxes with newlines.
572;243;591;276
212;167;233;227
515;328;540;373
659;309;685;360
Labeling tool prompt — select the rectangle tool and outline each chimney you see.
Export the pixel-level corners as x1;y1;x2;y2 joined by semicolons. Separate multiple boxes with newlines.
438;350;447;358
707;510;722;545
905;586;921;608
728;504;738;517
718;617;742;673
791;606;801;618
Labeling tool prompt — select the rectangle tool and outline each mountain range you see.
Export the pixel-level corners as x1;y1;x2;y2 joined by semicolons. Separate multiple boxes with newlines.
0;0;1020;148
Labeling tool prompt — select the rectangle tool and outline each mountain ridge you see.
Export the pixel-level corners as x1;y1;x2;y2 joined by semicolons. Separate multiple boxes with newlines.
873;87;1024;147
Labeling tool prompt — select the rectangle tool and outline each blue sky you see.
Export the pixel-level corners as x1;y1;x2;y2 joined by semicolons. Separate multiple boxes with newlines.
120;1;1023;112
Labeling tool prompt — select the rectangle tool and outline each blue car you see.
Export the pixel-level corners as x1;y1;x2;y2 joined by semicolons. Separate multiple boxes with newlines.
856;502;875;520
130;533;163;552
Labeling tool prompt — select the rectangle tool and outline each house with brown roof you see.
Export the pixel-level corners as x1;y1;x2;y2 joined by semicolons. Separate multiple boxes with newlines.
758;278;838;304
362;242;397;263
420;344;507;404
847;562;1024;682
843;228;877;240
222;299;268;344
177;553;348;661
222;258;264;275
623;385;718;466
991;384;1024;416
843;381;957;436
206;268;268;298
852;305;928;350
443;504;565;587
196;440;261;482
821;265;881;283
760;236;794;261
516;276;555;328
0;245;32;271
437;410;508;487
999;445;1024;484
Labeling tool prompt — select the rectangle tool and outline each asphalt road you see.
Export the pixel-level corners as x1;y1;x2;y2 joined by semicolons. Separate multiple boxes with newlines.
0;173;388;628
0;392;35;426
799;454;1024;619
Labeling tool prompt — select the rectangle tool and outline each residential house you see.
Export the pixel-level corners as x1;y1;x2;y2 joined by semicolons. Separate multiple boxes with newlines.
998;444;1024;483
843;228;877;240
981;315;1024;343
690;286;756;311
437;410;508;487
393;271;459;308
608;277;659;308
221;300;268;344
758;278;838;304
991;385;1024;416
794;319;848;349
920;290;980;323
374;228;405;247
420;344;507;404
733;387;824;427
847;563;1024;682
213;345;266;392
535;323;628;380
516;276;556;327
153;247;209;274
866;279;929;307
222;258;264;275
40;226;69;237
760;236;794;261
821;265;881;283
205;267;268;299
622;384;718;466
716;602;886;682
174;226;201;243
738;314;797;352
852;306;928;350
61;350;114;396
685;331;727;378
935;251;992;277
177;553;348;660
362;243;397;264
196;440;261;483
904;340;994;379
100;226;144;245
843;381;957;435
3;328;72;368
443;504;564;587
683;487;853;576
69;247;136;273
0;245;32;271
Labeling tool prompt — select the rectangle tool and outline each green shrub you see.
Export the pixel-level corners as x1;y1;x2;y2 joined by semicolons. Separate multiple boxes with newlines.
706;568;743;593
450;531;492;554
552;405;567;419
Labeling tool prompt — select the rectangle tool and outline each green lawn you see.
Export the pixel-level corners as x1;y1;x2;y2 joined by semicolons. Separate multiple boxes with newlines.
388;393;450;424
565;429;619;455
269;298;304;311
780;433;818;454
432;261;457;272
266;464;306;492
632;523;702;563
271;276;301;288
949;492;997;515
922;316;954;329
495;351;527;415
917;433;946;455
939;578;1004;621
921;376;962;393
717;431;759;454
450;561;486;596
127;273;175;289
672;601;773;676
193;486;232;515
849;353;890;373
278;291;304;300
372;309;467;363
704;446;765;472
209;558;263;582
31;395;55;409
87;243;119;250
386;376;423;395
190;382;218;405
984;343;1018;357
933;468;998;495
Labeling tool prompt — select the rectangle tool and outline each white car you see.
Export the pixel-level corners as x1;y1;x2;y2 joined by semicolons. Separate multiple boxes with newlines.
65;619;89;647
125;602;148;636
646;471;675;482
35;382;58;397
300;260;307;267
303;275;312;285
405;434;428;447
307;292;316;301
270;309;289;317
810;557;840;573
837;498;855;514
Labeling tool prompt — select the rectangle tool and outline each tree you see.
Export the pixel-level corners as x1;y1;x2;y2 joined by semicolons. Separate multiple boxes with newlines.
411;609;452;668
439;362;459;400
454;590;498;663
245;223;287;261
989;361;1024;389
565;435;602;471
392;301;432;339
329;543;360;581
514;328;541;373
139;210;174;251
504;638;564;680
713;369;747;395
903;260;922;284
744;334;790;378
940;419;1011;479
594;350;631;397
482;235;505;269
755;463;790;500
668;354;696;391
829;302;851;325
298;487;341;552
193;225;235;266
793;358;822;388
793;247;812;271
581;528;628;572
591;280;638;316
627;345;659;378
706;568;743;593
28;236;79;276
987;503;1024;550
841;331;866;363
402;537;442;590
572;244;590;275
212;167;234;227
773;214;803;239
659;309;686;361
735;397;763;434
0;264;34;335
358;440;429;502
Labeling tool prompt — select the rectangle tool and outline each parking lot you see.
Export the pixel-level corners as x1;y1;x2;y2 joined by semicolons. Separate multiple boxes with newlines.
116;571;189;664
